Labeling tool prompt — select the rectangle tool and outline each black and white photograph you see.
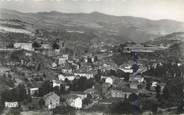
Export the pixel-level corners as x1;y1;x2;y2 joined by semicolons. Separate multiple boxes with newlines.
0;0;184;114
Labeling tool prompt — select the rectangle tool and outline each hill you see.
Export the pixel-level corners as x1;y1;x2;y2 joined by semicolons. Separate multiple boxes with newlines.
145;32;184;61
1;9;184;44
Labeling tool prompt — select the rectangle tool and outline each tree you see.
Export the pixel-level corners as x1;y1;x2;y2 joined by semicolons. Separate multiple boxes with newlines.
94;56;98;62
32;41;41;49
94;69;101;81
17;84;27;101
59;84;66;94
155;85;161;99
70;77;94;91
163;85;169;100
82;94;92;105
132;64;139;73
53;86;60;95
129;93;138;102
124;73;130;82
146;81;151;91
1;84;28;102
52;42;60;49
10;51;22;62
38;81;53;97
39;99;45;109
110;100;141;114
6;42;14;48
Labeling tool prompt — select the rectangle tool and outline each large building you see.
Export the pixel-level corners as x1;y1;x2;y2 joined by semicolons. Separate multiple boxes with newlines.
43;92;60;109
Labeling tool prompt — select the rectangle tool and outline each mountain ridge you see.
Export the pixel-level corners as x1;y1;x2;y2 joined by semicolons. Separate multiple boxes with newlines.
1;8;184;43
1;8;184;23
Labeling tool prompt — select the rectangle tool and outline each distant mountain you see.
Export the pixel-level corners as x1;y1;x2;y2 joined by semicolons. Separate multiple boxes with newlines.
1;8;184;43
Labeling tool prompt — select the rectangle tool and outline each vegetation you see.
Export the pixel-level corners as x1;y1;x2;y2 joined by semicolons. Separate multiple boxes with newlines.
1;84;27;102
70;77;94;91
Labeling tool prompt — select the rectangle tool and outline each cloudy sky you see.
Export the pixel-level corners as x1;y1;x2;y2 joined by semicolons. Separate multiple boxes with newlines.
0;0;184;22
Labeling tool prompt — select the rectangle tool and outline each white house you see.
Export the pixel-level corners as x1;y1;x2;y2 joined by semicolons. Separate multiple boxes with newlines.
66;96;82;109
30;88;39;96
178;63;182;67
58;58;67;65
58;74;65;81
63;54;69;60
105;77;113;85
51;62;57;68
74;73;93;79
119;67;133;73
25;52;32;57
52;80;61;88
152;81;158;87
129;75;144;83
14;43;34;51
101;76;113;85
58;54;69;65
5;102;19;108
58;74;75;81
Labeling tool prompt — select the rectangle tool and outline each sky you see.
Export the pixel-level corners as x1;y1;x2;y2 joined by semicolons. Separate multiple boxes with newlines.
0;0;184;22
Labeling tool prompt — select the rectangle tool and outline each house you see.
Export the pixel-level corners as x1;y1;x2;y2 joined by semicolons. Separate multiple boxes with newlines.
84;87;99;99
160;83;166;95
58;58;67;65
151;81;158;87
130;81;139;89
25;52;32;57
58;74;65;81
129;75;144;83
59;40;65;49
101;76;113;85
70;91;87;100
52;80;61;88
119;65;133;73
110;89;125;98
71;63;80;70
54;49;61;54
30;88;39;96
58;54;69;65
14;43;34;51
110;87;138;99
66;95;82;109
5;102;19;108
43;92;60;110
58;74;75;81
20;111;52;115
178;63;182;67
100;63;118;72
105;77;113;85
41;44;51;49
51;62;57;68
62;69;73;74
74;73;94;79
63;54;69;60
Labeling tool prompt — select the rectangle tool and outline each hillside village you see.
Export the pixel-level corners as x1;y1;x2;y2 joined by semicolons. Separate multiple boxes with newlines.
0;8;184;115
0;27;184;115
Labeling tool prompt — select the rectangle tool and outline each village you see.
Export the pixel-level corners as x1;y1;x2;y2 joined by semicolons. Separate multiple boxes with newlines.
0;31;184;115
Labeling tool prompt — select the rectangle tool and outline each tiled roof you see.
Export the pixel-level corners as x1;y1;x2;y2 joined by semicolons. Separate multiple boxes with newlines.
43;92;59;100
